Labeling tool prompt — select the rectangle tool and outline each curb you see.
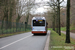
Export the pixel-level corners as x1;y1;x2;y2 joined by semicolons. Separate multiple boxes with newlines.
44;31;50;50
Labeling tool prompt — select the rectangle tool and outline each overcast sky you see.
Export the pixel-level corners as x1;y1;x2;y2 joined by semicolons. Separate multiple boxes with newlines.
35;0;67;14
20;0;67;14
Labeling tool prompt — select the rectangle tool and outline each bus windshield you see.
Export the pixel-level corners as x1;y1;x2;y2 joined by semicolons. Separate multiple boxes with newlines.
33;20;45;26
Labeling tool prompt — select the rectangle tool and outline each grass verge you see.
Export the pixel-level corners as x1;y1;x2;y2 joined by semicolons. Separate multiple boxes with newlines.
61;27;75;31
49;30;75;50
48;28;52;30
0;30;31;38
61;27;66;31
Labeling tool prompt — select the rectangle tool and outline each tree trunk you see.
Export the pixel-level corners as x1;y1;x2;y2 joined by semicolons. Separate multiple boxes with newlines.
25;13;29;30
57;0;61;35
65;0;70;43
55;9;59;33
4;8;8;29
53;14;55;31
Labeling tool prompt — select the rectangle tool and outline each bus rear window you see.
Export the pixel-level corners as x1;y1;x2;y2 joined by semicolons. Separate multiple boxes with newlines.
33;20;45;26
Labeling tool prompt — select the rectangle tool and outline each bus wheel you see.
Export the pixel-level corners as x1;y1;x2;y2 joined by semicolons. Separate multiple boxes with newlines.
33;34;36;35
45;33;47;35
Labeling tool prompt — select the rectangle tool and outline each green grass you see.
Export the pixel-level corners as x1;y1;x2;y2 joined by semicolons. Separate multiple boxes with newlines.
61;27;75;31
0;30;31;38
48;27;66;31
61;27;66;31
70;27;75;31
48;28;52;30
0;28;31;34
49;30;75;50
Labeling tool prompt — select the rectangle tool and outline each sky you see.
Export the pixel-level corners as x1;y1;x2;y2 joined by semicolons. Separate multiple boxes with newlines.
20;0;67;15
35;0;67;14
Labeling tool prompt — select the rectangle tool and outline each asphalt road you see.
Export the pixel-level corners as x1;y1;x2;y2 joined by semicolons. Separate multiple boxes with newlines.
0;31;50;50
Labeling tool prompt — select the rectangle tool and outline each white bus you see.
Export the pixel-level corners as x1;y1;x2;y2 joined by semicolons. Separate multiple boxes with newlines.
31;17;48;35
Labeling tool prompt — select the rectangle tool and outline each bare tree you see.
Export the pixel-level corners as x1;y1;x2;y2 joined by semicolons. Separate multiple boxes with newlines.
16;0;35;22
0;0;16;29
47;0;64;35
65;0;71;43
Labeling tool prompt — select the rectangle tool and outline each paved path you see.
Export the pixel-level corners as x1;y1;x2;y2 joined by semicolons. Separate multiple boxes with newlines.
0;31;50;50
61;31;75;39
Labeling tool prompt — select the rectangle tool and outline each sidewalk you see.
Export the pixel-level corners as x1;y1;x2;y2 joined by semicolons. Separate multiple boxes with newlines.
61;31;75;39
44;30;50;50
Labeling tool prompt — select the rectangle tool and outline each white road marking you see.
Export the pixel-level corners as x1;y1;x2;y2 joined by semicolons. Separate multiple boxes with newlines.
0;35;32;49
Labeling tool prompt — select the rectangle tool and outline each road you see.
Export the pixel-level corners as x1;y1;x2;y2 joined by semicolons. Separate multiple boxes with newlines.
0;31;50;50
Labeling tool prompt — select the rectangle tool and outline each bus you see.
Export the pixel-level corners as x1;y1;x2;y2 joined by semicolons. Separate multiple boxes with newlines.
31;17;48;35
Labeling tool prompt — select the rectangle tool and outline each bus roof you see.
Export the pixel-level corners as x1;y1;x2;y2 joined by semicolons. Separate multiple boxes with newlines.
32;17;46;20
